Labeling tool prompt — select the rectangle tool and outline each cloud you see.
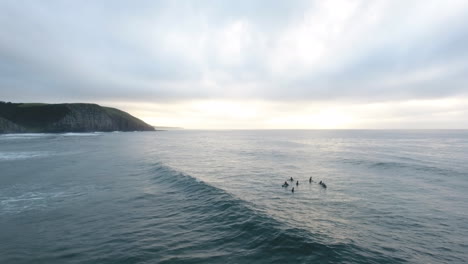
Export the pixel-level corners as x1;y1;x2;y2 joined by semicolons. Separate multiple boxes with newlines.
1;0;468;104
1;1;468;128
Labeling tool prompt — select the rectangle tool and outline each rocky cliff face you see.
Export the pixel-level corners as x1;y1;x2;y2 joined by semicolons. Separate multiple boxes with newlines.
0;102;154;133
0;116;27;133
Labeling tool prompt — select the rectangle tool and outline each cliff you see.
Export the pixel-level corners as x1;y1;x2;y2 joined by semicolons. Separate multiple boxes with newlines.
0;102;155;133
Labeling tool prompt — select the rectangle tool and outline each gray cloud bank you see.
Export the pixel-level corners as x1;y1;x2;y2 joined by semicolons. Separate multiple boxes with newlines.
1;0;468;103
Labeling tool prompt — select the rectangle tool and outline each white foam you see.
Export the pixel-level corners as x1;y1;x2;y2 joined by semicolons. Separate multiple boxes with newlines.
0;192;47;213
0;133;52;140
0;186;90;214
61;132;103;137
0;132;105;140
0;151;51;161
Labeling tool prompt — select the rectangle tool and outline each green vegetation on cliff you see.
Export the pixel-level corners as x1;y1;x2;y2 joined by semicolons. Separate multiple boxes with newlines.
0;102;155;133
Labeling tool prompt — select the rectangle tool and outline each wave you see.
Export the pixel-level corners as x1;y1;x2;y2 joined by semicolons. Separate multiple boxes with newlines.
61;132;103;137
146;162;404;263
0;151;52;161
0;132;103;140
340;158;464;177
0;133;53;141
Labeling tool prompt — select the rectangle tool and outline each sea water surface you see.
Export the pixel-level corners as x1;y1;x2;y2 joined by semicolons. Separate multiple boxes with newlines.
1;130;467;263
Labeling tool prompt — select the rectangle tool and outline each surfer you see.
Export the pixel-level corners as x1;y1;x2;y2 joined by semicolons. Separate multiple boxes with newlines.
291;187;295;193
282;181;289;187
309;177;312;183
290;177;294;181
296;180;299;186
319;181;327;188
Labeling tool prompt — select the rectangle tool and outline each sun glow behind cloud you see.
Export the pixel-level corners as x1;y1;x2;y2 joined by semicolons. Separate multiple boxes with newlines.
105;97;468;129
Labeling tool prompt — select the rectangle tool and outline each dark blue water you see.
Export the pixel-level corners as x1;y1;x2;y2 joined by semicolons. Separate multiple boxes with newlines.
1;130;467;263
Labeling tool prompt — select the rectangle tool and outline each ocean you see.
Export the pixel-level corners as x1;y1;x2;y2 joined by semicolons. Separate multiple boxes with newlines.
1;130;467;263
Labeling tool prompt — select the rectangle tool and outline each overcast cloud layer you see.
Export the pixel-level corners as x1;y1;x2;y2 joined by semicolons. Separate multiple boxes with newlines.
1;0;468;128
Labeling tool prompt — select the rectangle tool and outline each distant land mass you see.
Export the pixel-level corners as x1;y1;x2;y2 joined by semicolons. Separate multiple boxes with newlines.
0;102;155;133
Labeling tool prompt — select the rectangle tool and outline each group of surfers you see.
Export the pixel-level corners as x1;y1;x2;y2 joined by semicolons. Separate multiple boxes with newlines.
282;176;327;192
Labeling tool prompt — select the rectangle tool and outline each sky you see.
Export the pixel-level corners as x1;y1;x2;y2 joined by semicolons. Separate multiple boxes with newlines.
1;0;468;129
